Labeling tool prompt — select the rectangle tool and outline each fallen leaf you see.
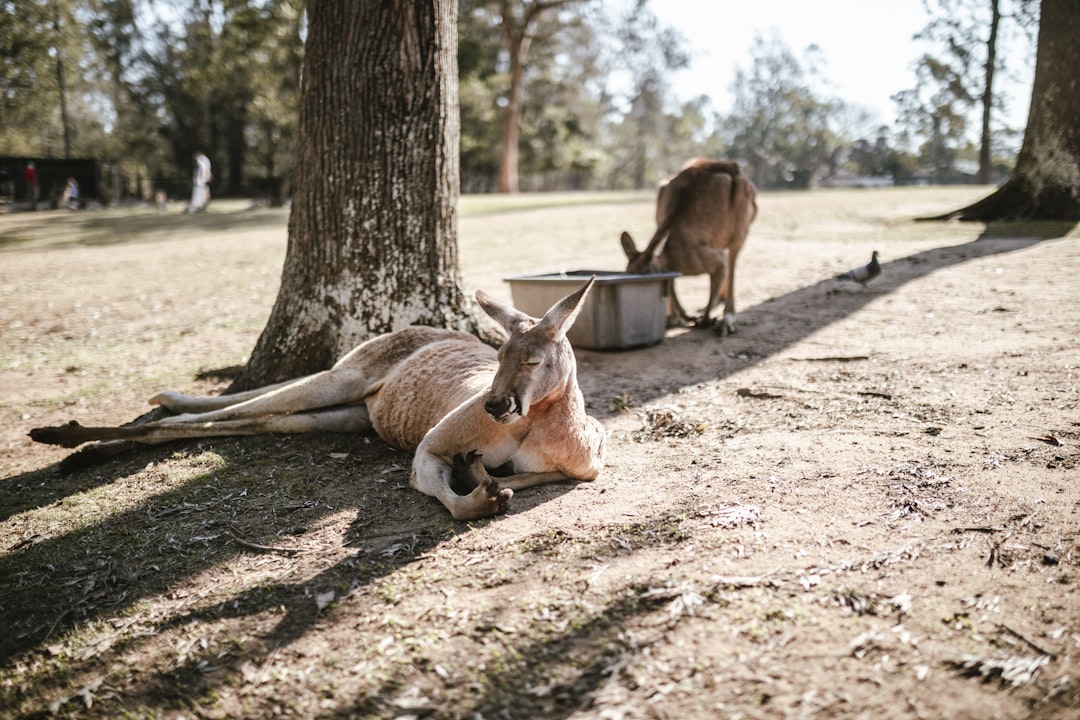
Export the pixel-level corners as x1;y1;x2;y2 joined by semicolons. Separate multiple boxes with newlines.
1028;434;1061;446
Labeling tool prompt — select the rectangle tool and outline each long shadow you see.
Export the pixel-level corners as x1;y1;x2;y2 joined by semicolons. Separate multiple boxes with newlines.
0;435;454;663
2;222;1071;714
3;226;1064;644
576;226;1072;415
0;204;288;251
322;581;682;719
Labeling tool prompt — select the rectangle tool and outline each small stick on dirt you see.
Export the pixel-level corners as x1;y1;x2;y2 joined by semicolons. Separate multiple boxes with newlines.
999;622;1058;660
858;391;893;400
41;608;72;644
736;388;782;399
790;355;871;362
711;569;781;590
230;535;300;556
952;526;1005;534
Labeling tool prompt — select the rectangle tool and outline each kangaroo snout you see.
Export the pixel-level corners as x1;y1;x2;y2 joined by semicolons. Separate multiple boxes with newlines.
484;393;519;423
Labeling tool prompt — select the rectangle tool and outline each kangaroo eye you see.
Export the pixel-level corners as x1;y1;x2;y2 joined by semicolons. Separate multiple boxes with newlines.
524;359;542;366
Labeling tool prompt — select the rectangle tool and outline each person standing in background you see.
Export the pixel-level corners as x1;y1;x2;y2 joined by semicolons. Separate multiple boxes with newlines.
61;177;80;209
23;162;38;210
186;152;212;213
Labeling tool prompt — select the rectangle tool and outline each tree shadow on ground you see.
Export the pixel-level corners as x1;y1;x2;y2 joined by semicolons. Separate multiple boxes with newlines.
577;225;1074;417
0;436;453;663
2;221;1072;715
0;204;288;251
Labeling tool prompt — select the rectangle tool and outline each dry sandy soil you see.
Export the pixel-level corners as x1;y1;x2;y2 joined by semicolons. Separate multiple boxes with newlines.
1;188;1078;719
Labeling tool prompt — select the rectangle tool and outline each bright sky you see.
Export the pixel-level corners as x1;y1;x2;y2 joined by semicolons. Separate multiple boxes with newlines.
647;0;1034;130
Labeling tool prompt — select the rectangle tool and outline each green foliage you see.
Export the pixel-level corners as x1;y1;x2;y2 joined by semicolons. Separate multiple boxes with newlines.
0;0;72;155
892;0;1038;180
0;0;303;200
1;0;1032;197
722;32;843;189
143;0;304;195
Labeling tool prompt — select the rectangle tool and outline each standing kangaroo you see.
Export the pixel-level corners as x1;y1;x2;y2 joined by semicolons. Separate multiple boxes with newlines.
621;158;757;336
30;278;606;521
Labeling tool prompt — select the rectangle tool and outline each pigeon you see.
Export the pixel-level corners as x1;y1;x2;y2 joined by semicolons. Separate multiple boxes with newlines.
836;250;880;289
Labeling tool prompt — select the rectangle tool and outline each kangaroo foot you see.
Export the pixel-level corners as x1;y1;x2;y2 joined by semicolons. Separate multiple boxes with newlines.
29;420;93;448
450;451;512;520
714;312;737;337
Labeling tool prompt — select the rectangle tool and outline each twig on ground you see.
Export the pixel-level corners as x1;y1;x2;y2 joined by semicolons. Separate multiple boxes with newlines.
230;535;300;556
790;355;871;362
999;623;1058;660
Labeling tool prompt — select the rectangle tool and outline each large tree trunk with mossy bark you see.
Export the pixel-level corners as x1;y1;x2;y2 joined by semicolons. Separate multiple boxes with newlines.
926;0;1080;222
235;0;472;389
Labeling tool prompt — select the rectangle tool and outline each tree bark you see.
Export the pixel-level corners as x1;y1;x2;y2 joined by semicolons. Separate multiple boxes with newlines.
933;0;1080;221
235;0;471;389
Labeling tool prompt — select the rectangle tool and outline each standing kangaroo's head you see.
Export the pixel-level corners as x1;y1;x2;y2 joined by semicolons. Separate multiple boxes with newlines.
620;230;670;275
475;277;594;424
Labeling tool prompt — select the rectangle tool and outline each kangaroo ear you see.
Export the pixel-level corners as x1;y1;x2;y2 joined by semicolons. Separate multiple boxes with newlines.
620;232;638;259
476;289;531;333
645;230;670;261
538;276;594;341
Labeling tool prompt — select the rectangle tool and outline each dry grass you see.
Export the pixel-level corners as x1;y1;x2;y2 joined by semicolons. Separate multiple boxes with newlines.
2;187;1078;719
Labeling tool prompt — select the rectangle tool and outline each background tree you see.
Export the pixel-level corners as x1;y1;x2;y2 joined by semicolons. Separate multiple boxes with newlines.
480;0;588;193
144;1;304;197
899;0;1038;183
933;0;1080;220
0;0;102;158
513;7;605;190
459;0;607;192
237;0;471;387
457;1;505;191
892;64;973;181
0;1;56;155
605;0;689;189
723;33;839;189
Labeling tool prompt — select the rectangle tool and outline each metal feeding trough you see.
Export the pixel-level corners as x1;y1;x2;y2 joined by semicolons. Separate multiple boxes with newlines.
505;270;681;350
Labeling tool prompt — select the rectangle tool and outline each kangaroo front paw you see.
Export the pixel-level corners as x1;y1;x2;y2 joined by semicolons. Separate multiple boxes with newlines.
451;450;489;494
447;451;512;520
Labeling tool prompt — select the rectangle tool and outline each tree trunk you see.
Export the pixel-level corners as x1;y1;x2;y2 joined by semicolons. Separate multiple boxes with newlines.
935;0;1080;221
235;0;470;389
51;3;72;158
226;100;247;196
497;22;529;193
976;0;1000;185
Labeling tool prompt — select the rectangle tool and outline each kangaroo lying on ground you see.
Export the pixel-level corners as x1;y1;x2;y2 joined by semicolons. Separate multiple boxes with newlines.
30;278;606;521
621;158;757;336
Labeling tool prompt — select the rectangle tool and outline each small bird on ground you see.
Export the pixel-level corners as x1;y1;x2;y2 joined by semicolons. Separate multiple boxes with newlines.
836;250;880;289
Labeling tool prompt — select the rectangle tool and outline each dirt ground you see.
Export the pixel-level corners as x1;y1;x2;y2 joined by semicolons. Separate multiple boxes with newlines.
1;189;1078;719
